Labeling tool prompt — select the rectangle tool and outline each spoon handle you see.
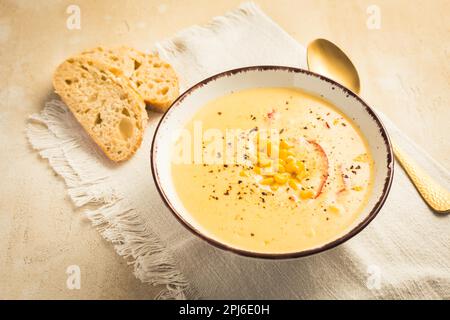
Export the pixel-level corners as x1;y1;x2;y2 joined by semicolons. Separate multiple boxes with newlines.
393;143;450;213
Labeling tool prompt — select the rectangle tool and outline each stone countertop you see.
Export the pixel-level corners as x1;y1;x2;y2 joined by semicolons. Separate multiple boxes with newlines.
0;0;449;299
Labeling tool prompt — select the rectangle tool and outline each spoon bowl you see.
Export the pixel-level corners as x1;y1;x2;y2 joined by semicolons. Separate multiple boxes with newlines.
307;39;361;94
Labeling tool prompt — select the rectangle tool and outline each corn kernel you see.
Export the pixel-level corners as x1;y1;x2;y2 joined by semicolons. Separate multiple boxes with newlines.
288;179;299;190
287;150;295;157
279;149;289;160
354;153;369;162
295;172;306;181
259;158;273;167
299;189;314;199
277;164;286;173
270;184;279;191
296;160;305;171
285;156;296;163
328;205;340;214
278;159;286;166
274;173;289;184
280;140;291;149
258;152;270;166
260;177;274;185
266;141;271;154
286;162;300;173
239;170;249;177
253;166;262;174
352;186;363;191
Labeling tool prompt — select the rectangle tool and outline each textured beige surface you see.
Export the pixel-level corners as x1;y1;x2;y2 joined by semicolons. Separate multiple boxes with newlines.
0;0;449;299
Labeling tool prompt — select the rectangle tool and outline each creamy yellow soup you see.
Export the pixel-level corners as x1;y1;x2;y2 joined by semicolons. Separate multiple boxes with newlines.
171;87;374;253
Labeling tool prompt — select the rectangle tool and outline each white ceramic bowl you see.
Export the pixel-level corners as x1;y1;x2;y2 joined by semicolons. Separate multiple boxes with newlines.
151;66;394;259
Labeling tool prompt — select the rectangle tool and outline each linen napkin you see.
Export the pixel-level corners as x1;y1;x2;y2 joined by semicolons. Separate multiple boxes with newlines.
27;2;449;299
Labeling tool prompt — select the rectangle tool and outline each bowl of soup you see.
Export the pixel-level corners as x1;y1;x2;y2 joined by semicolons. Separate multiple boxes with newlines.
151;66;394;259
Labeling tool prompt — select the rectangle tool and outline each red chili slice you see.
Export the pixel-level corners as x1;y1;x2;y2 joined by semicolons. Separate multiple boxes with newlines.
295;139;329;199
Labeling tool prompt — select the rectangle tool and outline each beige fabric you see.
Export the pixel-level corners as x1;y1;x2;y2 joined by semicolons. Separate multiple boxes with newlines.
27;2;449;299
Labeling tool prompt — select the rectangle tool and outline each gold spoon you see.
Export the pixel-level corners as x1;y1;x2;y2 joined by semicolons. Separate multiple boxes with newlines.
307;38;450;214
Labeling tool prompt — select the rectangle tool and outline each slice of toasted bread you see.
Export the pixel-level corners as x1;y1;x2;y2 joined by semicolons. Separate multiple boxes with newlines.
53;56;148;162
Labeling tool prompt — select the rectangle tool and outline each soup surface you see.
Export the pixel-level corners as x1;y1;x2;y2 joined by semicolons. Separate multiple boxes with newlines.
171;87;374;253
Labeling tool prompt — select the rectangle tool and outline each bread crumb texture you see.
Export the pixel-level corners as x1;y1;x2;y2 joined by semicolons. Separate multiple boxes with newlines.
53;56;148;162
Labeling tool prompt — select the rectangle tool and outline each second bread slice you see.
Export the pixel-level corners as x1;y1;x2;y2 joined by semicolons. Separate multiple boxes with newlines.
82;47;179;113
128;50;179;113
53;56;148;162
